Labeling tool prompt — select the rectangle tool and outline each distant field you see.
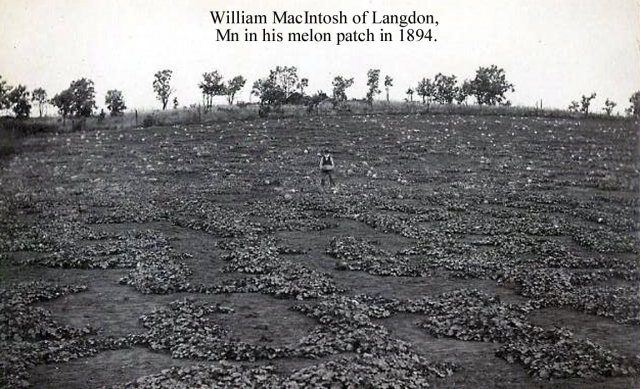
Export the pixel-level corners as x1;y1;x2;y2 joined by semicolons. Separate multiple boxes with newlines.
1;113;638;388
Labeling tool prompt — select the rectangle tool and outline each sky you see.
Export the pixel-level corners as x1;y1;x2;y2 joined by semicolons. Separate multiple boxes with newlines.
0;0;639;113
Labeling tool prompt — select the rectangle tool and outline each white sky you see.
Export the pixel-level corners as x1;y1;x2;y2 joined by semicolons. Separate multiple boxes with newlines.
1;0;639;112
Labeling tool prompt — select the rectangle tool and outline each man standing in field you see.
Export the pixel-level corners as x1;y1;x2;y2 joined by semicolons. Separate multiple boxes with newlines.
319;149;335;187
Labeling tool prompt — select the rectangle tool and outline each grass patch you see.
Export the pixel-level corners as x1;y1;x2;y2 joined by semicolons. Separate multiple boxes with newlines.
0;118;60;162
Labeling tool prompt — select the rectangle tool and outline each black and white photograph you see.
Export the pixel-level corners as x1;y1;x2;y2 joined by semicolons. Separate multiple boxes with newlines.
1;0;639;387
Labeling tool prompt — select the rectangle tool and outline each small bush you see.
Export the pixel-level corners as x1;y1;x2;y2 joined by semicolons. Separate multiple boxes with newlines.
142;115;156;128
71;120;85;132
0;137;15;159
258;105;270;118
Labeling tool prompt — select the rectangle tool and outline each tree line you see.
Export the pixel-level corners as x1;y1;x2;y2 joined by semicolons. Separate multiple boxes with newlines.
0;76;126;124
246;65;516;116
1;67;639;122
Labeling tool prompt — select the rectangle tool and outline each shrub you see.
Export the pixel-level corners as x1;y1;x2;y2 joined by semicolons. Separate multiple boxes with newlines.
0;135;15;159
142;115;156;128
71;119;85;132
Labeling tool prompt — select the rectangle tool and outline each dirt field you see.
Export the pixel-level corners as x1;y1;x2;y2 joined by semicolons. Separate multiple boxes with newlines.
1;113;638;388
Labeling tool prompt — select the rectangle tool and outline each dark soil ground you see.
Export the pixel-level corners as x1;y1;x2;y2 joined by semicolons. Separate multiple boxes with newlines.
1;113;638;388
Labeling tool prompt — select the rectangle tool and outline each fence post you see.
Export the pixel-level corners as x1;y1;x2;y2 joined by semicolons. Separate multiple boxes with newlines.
135;109;138;127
